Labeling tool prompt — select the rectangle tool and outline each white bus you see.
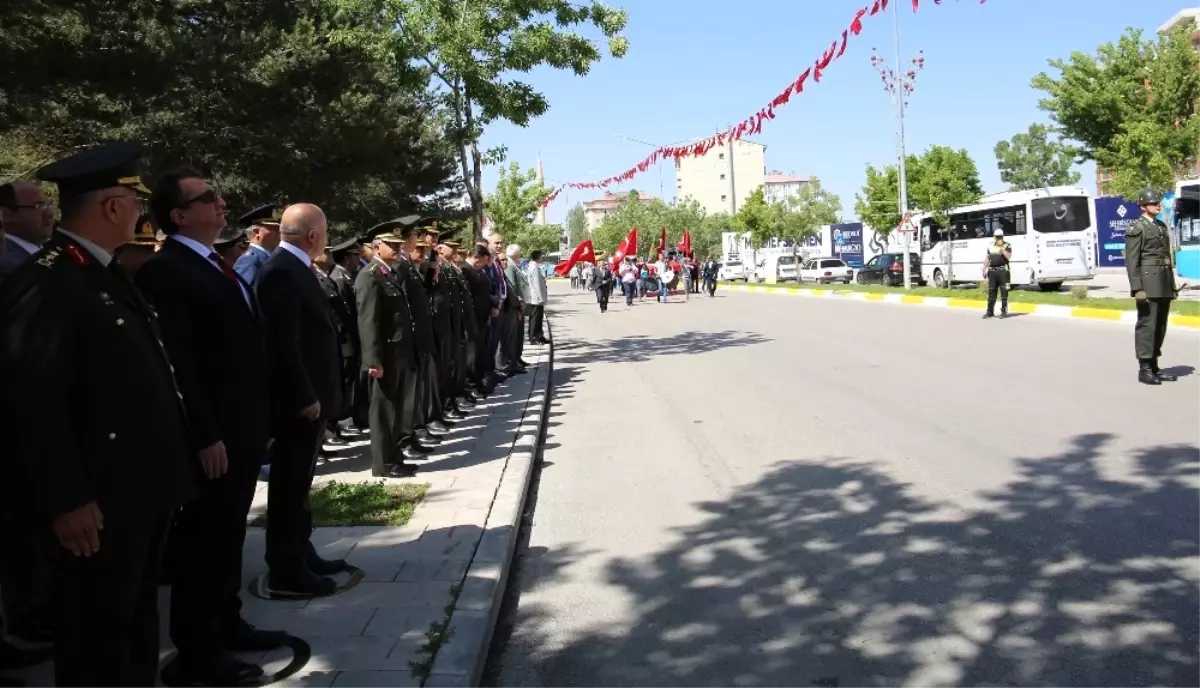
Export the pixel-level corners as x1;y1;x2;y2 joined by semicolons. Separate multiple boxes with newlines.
907;186;1097;290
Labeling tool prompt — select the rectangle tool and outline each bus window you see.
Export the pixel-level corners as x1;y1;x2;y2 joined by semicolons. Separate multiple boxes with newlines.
1031;197;1091;233
1176;185;1200;246
1014;207;1027;234
985;206;1023;236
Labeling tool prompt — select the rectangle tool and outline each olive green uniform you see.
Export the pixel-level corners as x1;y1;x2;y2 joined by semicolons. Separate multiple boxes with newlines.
1124;214;1177;363
354;258;415;473
984;239;1011;317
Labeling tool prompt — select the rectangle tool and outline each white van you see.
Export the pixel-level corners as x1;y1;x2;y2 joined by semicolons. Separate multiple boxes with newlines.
754;254;799;282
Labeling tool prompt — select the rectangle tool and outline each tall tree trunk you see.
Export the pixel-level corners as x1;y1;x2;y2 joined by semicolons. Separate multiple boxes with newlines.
471;140;484;239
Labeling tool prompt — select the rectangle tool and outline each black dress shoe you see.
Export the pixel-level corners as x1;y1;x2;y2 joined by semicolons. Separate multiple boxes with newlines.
380;463;418;477
226;620;290;652
405;439;435;454
519;359;531;367
401;445;430;461
306;553;349;576
269;569;337;597
0;640;51;670
1152;358;1177;381
415;429;442;444
428;420;452;432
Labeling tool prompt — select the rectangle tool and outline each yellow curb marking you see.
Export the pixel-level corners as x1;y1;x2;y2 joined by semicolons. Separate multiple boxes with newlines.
1170;315;1200;329
1070;307;1123;321
863;293;886;301
900;295;925;304
1009;302;1038;314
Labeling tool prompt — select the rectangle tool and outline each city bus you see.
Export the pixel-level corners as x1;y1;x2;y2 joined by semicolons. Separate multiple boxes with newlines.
907;186;1097;291
1172;179;1200;281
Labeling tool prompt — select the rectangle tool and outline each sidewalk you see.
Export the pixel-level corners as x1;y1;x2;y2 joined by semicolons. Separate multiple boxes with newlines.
11;335;552;687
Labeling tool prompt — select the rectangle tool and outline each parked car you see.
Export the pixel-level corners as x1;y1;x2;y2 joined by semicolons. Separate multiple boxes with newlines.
718;259;748;282
799;257;853;284
856;252;925;287
753;254;799;282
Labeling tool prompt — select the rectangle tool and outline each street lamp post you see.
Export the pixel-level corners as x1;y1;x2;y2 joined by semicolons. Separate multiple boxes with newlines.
870;2;925;290
613;134;666;201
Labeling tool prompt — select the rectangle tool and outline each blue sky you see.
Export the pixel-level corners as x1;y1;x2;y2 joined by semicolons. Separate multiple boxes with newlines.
480;0;1192;224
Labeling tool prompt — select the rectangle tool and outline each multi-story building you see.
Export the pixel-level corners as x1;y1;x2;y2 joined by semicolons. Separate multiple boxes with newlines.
674;138;766;215
763;172;812;205
1097;8;1200;195
581;190;661;232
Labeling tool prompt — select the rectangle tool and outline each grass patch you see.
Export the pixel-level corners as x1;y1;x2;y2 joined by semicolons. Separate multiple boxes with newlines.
723;280;1200;315
250;480;429;527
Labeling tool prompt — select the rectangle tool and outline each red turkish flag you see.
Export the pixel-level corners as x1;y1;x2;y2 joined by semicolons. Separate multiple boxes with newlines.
677;229;692;257
656;227;667;258
611;226;638;266
554;239;596;277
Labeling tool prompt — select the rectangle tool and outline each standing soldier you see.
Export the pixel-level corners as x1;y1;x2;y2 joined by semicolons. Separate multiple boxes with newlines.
315;248;357;436
112;214;161;279
328;239;363;427
440;236;476;409
396;221;448;447
355;224;420;476
231;204;280;286
0;141;196;686
422;222;460;422
982;228;1012;319
1124;188;1179;385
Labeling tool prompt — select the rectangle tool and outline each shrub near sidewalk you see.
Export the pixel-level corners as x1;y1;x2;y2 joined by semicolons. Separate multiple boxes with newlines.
722;280;1200;316
251;480;430;527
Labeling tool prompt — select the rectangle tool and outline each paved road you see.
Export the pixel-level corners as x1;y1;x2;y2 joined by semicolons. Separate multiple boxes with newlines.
485;282;1200;687
1065;269;1200;301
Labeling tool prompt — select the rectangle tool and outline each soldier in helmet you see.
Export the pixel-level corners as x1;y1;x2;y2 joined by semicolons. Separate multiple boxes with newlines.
981;227;1012;319
1124;188;1179;385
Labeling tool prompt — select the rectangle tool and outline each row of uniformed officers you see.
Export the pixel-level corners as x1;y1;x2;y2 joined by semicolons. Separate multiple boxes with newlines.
0;140;529;688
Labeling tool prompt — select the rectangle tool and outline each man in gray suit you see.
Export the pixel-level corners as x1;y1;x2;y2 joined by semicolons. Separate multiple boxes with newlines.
0;181;55;283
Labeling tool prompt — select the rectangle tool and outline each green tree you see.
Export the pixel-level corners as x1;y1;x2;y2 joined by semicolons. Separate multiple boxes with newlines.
565;203;588;246
513;223;563;256
399;0;628;235
0;0;462;237
484;161;552;236
994;124;1082;190
1032;26;1200;197
854;164;902;235
694;213;733;260
732;187;775;249
909;145;984;225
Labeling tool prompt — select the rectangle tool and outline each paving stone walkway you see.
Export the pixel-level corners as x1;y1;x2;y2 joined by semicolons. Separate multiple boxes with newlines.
10;338;550;687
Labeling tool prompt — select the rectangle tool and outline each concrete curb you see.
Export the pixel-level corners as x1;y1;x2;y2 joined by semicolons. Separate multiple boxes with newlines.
724;284;1200;330
424;319;555;687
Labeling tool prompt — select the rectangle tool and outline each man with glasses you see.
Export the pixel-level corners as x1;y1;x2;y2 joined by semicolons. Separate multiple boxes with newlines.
0;140;197;687
0;181;55;283
137;168;284;686
232;204;281;286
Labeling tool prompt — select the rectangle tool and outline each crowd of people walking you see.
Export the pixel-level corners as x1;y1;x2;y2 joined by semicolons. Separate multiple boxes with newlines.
567;254;721;312
0;140;549;687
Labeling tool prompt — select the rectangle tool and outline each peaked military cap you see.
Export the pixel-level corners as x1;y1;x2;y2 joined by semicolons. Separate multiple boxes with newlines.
214;224;247;247
330;238;360;257
36;140;151;196
238;204;281;228
127;214;159;246
366;219;407;242
437;228;460;246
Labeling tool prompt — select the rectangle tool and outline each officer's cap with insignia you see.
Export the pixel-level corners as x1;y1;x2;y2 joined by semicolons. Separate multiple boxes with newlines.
36;140;152;198
1137;188;1162;206
127;214;159;247
366;219;406;244
214;224;247;248
438;228;460;248
418;216;441;236
331;237;360;259
239;204;281;229
396;214;424;239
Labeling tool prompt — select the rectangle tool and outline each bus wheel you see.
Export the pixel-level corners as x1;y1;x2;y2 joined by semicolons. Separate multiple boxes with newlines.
1038;282;1063;292
933;269;946;288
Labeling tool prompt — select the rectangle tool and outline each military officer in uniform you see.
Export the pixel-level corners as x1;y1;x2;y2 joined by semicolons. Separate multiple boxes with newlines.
982;227;1012;319
213;223;250;266
0;141;196;687
231;204;280;286
396;222;449;446
1124;188;1179;385
112;213;160;279
420;222;462;422
439;237;476;411
355;224;421;476
315;248;357;433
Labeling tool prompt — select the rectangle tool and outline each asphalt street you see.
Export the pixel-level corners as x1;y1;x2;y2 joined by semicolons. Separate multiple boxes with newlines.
485;281;1200;688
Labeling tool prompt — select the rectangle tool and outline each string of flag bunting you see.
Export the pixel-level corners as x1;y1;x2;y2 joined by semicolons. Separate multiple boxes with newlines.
539;0;984;210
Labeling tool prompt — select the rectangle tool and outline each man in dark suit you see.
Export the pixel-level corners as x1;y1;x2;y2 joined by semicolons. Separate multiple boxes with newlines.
137;169;286;686
0;181;55;284
0;141;196;687
255;203;344;597
464;244;498;393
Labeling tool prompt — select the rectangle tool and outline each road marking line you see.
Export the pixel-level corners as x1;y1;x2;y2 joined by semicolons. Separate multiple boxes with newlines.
863;293;886;301
1070;307;1123;321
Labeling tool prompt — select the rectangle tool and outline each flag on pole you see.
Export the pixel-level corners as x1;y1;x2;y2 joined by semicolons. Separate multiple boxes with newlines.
554;239;596;277
677;229;692;257
611;226;638;267
656;227;667;258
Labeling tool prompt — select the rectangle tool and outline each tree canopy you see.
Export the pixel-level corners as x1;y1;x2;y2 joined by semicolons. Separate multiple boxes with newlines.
1032;26;1200;196
565;203;588;248
994;123;1081;191
590;192;725;259
397;0;628;234
856;145;983;229
0;0;462;239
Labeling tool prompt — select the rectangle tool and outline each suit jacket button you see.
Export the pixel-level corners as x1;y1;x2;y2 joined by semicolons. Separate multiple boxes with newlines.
108;432;116;440
116;318;125;326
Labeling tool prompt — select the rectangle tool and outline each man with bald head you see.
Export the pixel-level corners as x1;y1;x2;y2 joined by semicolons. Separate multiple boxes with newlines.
255;203;345;597
0;181;56;283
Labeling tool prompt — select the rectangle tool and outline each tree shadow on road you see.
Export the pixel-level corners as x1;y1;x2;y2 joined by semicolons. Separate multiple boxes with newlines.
498;433;1200;687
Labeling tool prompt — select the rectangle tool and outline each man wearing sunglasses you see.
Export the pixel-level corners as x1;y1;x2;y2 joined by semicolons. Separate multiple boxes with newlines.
232;204;281;286
0;140;197;687
0;181;55;283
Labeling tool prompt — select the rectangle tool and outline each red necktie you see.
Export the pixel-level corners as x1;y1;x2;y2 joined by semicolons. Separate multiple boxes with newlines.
209;251;240;285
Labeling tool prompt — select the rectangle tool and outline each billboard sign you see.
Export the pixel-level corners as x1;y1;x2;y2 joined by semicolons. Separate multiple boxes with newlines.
1094;196;1139;267
830;222;864;268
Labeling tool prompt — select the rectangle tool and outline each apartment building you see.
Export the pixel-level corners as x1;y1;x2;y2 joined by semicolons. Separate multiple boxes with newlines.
581;190;661;232
763;172;812;205
674;138;766;216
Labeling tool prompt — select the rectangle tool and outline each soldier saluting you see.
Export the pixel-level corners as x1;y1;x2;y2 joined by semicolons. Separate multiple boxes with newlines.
982;227;1012;319
1124;188;1179;385
0;141;196;686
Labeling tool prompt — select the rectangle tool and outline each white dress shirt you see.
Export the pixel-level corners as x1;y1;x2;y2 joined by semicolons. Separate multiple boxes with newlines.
6;233;40;256
171;234;251;306
278;240;313;268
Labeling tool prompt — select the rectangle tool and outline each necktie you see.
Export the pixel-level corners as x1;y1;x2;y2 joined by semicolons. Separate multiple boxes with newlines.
209;251;240;285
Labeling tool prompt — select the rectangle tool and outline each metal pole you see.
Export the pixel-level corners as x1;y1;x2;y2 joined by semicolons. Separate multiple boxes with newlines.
893;0;912;290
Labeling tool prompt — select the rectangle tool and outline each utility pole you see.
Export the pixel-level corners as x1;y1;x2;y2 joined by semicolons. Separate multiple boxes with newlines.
892;0;913;290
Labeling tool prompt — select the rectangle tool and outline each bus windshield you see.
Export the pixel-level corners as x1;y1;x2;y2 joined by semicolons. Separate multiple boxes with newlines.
1176;184;1200;247
1031;197;1091;234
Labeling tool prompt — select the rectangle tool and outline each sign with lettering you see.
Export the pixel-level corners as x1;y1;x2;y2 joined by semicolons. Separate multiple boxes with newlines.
830;223;864;268
1094;196;1140;267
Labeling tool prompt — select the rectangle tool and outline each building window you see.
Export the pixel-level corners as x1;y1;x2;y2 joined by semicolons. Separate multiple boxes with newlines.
719;173;726;180
721;194;727;201
718;153;725;160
